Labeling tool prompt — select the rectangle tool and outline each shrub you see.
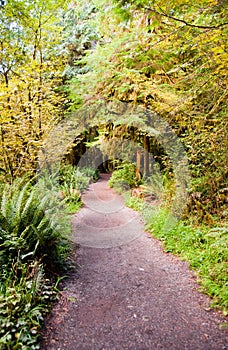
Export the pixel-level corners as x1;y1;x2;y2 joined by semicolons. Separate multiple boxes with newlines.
0;166;99;348
109;162;141;190
0;176;71;349
0;260;56;350
125;194;146;212
58;165;99;213
80;167;100;182
59;165;90;192
0;177;70;270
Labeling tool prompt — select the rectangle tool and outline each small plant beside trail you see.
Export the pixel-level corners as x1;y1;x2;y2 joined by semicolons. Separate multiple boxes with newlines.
59;165;99;213
144;208;228;316
109;162;142;191
126;198;228;317
0;177;70;349
112;167;228;317
0;165;99;349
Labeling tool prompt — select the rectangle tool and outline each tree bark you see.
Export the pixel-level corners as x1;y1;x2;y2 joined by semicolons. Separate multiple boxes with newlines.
136;149;141;181
143;134;149;177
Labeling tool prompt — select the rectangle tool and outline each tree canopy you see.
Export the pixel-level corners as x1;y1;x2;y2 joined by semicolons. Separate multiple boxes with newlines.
0;0;227;222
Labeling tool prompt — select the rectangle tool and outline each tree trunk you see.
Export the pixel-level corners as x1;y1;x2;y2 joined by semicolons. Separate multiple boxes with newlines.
143;134;149;177
136;149;141;181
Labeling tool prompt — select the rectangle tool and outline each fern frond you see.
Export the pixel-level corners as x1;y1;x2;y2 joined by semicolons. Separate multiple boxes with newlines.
14;182;31;223
1;187;8;218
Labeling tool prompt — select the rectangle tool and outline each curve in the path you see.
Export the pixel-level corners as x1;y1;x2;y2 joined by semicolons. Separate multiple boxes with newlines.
41;174;228;350
71;174;143;248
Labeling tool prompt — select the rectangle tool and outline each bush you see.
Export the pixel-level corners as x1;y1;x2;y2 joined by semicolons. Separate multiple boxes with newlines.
0;177;70;270
0;260;56;350
59;165;90;192
80;167;100;182
109;162;141;190
0;177;71;349
0;166;99;348
58;165;99;213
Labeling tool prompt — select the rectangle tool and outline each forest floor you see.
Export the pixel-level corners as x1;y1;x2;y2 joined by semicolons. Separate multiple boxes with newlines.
41;174;228;350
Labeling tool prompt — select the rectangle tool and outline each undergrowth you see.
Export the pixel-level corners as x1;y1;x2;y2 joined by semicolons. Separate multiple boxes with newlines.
125;196;228;317
0;176;70;349
59;165;99;213
0;165;98;349
109;162;142;191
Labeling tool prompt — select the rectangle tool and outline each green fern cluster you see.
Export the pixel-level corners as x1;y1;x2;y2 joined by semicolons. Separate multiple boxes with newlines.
109;162;142;190
0;178;70;270
59;165;99;191
58;165;99;213
0;166;99;348
0;177;71;349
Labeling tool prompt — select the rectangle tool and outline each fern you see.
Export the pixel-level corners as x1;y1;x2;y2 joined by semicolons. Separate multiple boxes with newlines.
14;182;31;224
0;177;70;270
1;188;8;218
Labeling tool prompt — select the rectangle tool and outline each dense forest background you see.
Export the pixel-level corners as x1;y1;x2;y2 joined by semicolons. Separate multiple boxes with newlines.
1;0;227;222
0;1;227;348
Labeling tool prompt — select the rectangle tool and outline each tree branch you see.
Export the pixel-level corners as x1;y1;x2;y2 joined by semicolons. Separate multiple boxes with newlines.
144;6;228;30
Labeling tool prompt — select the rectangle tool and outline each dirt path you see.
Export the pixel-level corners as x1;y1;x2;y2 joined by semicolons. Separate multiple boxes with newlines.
41;174;228;350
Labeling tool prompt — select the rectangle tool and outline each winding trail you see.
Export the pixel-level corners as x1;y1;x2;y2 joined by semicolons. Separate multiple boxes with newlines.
41;174;228;350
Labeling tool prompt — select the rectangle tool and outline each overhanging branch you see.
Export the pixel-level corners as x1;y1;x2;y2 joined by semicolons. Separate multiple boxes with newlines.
144;6;228;30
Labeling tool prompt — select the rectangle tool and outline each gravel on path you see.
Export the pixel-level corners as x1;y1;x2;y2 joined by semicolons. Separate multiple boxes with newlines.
41;174;228;350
